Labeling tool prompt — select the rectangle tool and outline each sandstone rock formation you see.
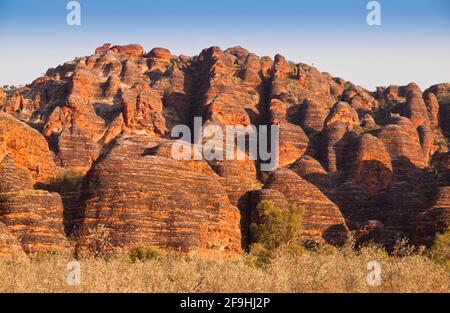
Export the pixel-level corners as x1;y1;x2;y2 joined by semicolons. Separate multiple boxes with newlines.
412;186;450;246
260;168;348;245
410;151;450;245
426;83;450;142
0;113;57;184
109;44;144;57
351;134;393;193
0;44;448;258
75;135;242;255
324;102;360;129
378;117;427;181
0;88;5;105
299;98;329;132
0;156;68;255
342;84;378;113
289;155;331;192
319;121;352;174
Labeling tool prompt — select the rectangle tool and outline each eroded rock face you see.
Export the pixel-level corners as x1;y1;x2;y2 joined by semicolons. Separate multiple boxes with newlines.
0;113;57;184
289;155;331;192
57;126;102;172
262;168;348;245
351;134;393;193
109;44;144;57
426;84;450;135
299;98;329;132
324;102;360;129
436;152;450;186
146;47;172;62
342;85;378;113
120;82;166;135
412;187;450;246
405;90;430;128
409;152;450;245
269;99;309;167
0;88;5;105
319;121;351;173
3;44;182;174
0;44;449;257
76;136;242;255
378;118;426;181
0;156;68;255
424;92;440;128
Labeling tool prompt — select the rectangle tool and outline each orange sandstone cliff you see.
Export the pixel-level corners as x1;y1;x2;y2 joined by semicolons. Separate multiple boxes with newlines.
0;44;449;257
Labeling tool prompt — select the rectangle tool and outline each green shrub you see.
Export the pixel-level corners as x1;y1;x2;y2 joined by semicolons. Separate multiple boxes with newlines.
251;200;303;249
130;246;164;262
248;200;304;266
428;227;450;271
50;171;84;195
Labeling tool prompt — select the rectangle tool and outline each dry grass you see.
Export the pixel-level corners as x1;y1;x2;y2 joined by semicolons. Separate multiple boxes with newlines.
0;243;448;293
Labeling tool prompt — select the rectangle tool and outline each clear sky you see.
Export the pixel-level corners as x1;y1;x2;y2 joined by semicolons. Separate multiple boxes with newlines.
0;0;449;90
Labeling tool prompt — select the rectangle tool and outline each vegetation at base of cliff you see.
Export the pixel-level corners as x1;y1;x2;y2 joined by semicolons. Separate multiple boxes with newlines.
130;246;164;262
49;171;85;196
0;203;448;293
129;246;190;263
248;200;304;267
0;240;448;292
428;227;450;271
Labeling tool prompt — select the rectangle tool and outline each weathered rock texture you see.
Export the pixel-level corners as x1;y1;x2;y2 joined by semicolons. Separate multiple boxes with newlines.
0;113;57;184
0;44;449;258
75;135;241;256
260;168;348;245
0;156;68;255
351;134;393;193
289;155;331;192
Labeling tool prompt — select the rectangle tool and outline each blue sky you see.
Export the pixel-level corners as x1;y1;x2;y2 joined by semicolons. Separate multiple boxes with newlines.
0;0;449;90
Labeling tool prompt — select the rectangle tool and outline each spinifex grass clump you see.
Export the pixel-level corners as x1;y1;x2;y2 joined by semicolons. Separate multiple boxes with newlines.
130;246;164;262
